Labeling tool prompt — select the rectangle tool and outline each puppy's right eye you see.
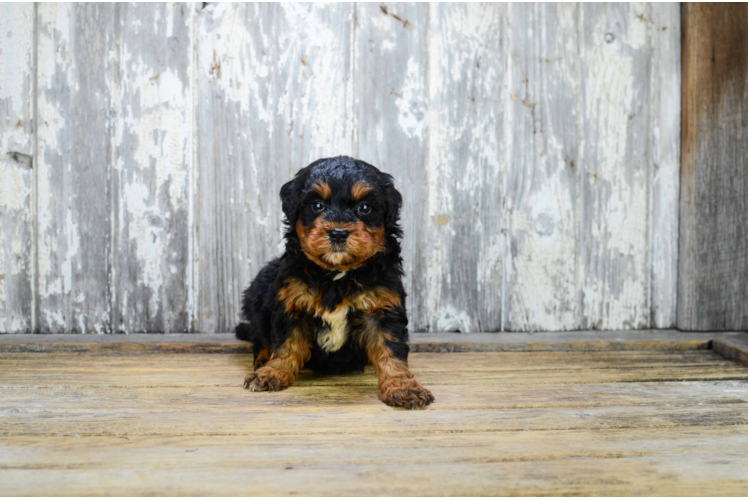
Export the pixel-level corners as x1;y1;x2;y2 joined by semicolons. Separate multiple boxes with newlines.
311;201;326;213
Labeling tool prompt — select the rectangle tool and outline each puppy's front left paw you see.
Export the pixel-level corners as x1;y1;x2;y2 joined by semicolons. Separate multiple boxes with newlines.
243;366;293;392
380;378;434;409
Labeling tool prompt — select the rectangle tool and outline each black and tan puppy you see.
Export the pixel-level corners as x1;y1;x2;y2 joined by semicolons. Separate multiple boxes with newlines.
236;156;434;409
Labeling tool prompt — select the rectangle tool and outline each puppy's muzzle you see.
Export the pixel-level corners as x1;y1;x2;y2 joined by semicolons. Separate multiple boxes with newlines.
328;228;349;246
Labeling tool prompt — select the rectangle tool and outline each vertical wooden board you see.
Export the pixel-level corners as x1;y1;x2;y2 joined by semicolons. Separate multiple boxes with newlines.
0;4;34;333
649;4;680;329
356;3;429;330
36;4;113;333
197;3;354;332
423;4;504;332
504;4;581;331
578;3;652;330
679;4;748;331
110;3;194;333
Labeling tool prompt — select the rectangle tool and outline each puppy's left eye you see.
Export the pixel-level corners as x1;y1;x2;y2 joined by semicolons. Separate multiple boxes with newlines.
311;201;326;213
357;202;372;215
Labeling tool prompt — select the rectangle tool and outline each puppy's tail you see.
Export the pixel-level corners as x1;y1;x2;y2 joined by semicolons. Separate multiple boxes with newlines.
235;322;254;342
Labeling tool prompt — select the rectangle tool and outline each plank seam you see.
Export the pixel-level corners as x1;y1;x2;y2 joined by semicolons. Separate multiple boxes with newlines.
106;6;116;333
499;3;510;332
574;4;585;330
4;420;747;439
712;338;748;367
646;2;655;328
0;339;717;354
676;2;686;330
30;2;39;334
189;2;199;333
350;3;359;158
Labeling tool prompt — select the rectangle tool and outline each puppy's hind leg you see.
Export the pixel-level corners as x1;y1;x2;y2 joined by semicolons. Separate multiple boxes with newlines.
235;323;272;370
244;327;312;392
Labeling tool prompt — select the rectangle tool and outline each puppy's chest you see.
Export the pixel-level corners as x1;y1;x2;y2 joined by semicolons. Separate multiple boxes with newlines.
316;303;350;353
279;277;400;353
313;285;354;353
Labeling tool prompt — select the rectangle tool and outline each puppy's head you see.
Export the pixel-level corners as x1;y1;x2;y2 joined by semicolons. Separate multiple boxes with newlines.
280;156;402;271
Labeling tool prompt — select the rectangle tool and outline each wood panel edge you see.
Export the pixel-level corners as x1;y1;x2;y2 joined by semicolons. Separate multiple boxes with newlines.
0;331;723;354
711;337;748;367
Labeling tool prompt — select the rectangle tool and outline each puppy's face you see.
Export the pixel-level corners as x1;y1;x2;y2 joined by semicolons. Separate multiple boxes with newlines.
281;157;402;271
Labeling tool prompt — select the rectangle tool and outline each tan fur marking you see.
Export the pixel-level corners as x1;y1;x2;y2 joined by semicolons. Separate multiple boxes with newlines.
278;277;324;316
280;278;400;320
346;288;402;315
351;181;373;201
296;219;386;271
313;181;332;200
318;304;350;352
365;340;434;409
346;223;385;263
253;347;271;370
244;328;311;392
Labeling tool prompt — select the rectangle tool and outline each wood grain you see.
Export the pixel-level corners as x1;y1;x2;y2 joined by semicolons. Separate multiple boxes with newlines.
4;329;745;354
1;3;686;333
36;4;114;333
0;3;34;333
1;347;747;495
356;3;430;329
649;3;681;328
578;3;653;331
0;329;730;344
196;3;355;332
713;336;748;368
502;4;680;332
504;3;581;331
679;3;748;331
423;4;505;332
110;3;195;333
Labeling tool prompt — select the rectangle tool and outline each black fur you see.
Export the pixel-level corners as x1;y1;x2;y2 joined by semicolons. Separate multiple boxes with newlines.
235;156;408;374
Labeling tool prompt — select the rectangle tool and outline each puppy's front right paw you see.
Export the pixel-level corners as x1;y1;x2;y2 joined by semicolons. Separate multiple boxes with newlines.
243;367;293;392
380;378;434;409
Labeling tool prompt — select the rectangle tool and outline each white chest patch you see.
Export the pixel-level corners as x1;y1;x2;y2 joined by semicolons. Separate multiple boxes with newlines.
317;304;350;353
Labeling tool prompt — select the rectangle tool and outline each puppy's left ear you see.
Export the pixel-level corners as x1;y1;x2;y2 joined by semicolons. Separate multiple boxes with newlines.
383;177;403;230
280;176;302;223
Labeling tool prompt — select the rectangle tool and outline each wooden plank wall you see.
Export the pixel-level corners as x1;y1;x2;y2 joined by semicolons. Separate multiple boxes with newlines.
0;3;681;333
679;3;748;331
0;4;34;333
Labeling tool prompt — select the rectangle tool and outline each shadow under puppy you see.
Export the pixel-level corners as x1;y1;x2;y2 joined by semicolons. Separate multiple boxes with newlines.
236;156;434;409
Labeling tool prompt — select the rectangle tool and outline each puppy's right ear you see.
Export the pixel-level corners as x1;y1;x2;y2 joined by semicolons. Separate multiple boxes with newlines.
280;176;301;223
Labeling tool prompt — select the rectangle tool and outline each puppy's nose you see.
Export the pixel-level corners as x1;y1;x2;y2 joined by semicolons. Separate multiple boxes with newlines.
328;228;349;244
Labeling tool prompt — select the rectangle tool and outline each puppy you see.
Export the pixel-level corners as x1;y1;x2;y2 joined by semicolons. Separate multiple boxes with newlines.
236;156;434;409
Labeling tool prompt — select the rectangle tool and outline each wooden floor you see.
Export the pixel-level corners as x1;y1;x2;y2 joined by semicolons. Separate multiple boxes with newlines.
2;340;748;495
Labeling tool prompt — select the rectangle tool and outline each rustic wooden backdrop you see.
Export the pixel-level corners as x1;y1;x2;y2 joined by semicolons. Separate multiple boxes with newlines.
0;3;683;333
679;3;748;332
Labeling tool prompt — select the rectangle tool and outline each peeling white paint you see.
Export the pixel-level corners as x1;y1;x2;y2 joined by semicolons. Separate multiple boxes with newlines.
649;3;681;328
196;3;355;332
1;2;35;333
580;3;651;330
1;3;682;334
435;305;474;333
421;4;504;332
112;3;194;333
504;3;582;331
396;58;426;140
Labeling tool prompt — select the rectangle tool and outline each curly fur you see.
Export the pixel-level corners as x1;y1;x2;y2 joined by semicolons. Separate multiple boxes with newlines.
235;156;433;408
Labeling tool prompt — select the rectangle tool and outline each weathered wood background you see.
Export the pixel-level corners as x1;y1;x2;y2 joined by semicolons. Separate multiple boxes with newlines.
679;3;748;331
1;3;684;333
